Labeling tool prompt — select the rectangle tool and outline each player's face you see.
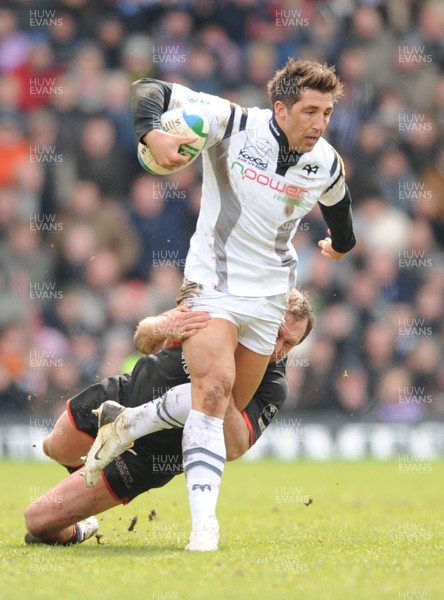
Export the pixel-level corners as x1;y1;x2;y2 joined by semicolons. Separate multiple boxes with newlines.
274;89;334;154
270;312;309;363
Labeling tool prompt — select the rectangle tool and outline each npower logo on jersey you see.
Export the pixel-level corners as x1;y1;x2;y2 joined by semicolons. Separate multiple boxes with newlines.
230;161;309;205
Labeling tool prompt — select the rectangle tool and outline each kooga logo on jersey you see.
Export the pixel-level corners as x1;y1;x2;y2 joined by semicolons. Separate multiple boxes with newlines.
238;146;268;171
230;161;308;202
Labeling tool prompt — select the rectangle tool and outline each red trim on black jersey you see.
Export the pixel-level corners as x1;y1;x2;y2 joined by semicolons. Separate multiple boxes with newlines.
101;470;129;505
242;410;256;448
71;524;78;543
66;399;94;440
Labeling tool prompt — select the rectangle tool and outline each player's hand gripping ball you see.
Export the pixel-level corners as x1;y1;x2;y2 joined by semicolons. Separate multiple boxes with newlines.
137;107;209;175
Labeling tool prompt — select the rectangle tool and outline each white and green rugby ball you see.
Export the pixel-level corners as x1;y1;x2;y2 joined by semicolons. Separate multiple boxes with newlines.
137;107;209;175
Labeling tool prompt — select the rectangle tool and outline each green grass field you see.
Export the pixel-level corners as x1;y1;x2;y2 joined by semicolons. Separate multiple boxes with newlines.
0;459;442;600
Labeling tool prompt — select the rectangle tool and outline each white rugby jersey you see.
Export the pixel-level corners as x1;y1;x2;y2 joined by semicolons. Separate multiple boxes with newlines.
139;82;349;297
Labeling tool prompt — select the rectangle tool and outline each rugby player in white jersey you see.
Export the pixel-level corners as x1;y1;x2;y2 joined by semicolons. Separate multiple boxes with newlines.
24;292;313;545
84;59;355;551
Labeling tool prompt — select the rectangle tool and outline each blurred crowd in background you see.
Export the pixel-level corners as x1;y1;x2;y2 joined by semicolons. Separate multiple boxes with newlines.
0;0;443;424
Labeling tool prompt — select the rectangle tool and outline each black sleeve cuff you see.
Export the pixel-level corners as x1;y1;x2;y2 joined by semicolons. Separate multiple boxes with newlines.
319;186;356;253
130;78;173;143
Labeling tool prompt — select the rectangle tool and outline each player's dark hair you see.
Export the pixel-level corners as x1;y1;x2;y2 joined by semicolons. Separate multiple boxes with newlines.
267;58;343;109
287;288;315;344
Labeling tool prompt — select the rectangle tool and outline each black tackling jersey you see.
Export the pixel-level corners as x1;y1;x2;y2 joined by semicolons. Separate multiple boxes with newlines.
127;346;288;445
67;346;288;501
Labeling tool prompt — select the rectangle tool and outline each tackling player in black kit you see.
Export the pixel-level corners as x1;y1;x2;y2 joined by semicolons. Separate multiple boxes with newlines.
24;290;313;546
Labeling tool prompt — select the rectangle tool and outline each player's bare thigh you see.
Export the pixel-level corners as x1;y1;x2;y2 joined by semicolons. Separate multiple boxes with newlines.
224;399;249;460
24;470;121;543
182;318;238;417
232;343;270;411
179;283;282;414
43;411;93;468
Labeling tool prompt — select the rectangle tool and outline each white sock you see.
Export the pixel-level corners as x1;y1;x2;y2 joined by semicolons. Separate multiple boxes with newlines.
120;384;192;443
182;409;226;527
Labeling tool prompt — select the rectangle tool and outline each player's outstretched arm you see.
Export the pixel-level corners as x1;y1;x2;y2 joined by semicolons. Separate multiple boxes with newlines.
134;305;210;355
318;184;356;259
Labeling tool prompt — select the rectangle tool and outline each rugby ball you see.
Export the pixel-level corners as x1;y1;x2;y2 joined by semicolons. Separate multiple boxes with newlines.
137;107;209;175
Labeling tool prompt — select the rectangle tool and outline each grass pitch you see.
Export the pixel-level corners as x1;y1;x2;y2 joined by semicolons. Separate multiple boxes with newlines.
0;459;442;600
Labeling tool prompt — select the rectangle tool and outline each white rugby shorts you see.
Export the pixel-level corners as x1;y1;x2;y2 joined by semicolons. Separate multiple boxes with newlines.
177;279;286;356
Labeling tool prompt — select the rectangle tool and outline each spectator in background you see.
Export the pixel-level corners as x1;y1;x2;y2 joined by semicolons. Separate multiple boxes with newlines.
149;265;184;315
83;248;126;294
103;70;135;154
107;280;151;329
355;196;411;257
345;4;396;92
333;363;370;416
414;279;444;333
362;321;399;399
120;34;153;82
433;74;444;133
0;7;30;75
346;121;385;203
377;146;418;212
421;144;444;240
376;367;424;423
153;11;193;78
374;87;409;142
0;186;19;234
183;46;222;96
306;7;345;65
0;72;22;114
394;43;439;114
417;0;444;70
239;42;278;107
300;250;345;308
317;302;357;358
26;108;65;215
53;179;138;287
97;327;134;380
0;361;29;420
346;270;382;331
13;38;64;112
0;113;29;188
47;9;82;67
14;161;46;225
198;24;242;88
52;287;106;339
2;219;54;298
401;112;440;175
49;72;86;156
69;44;107;114
330;46;374;149
0;324;29;410
291;335;337;412
53;221;97;287
76;117;132;197
94;15;126;70
406;337;443;409
128;175;194;280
